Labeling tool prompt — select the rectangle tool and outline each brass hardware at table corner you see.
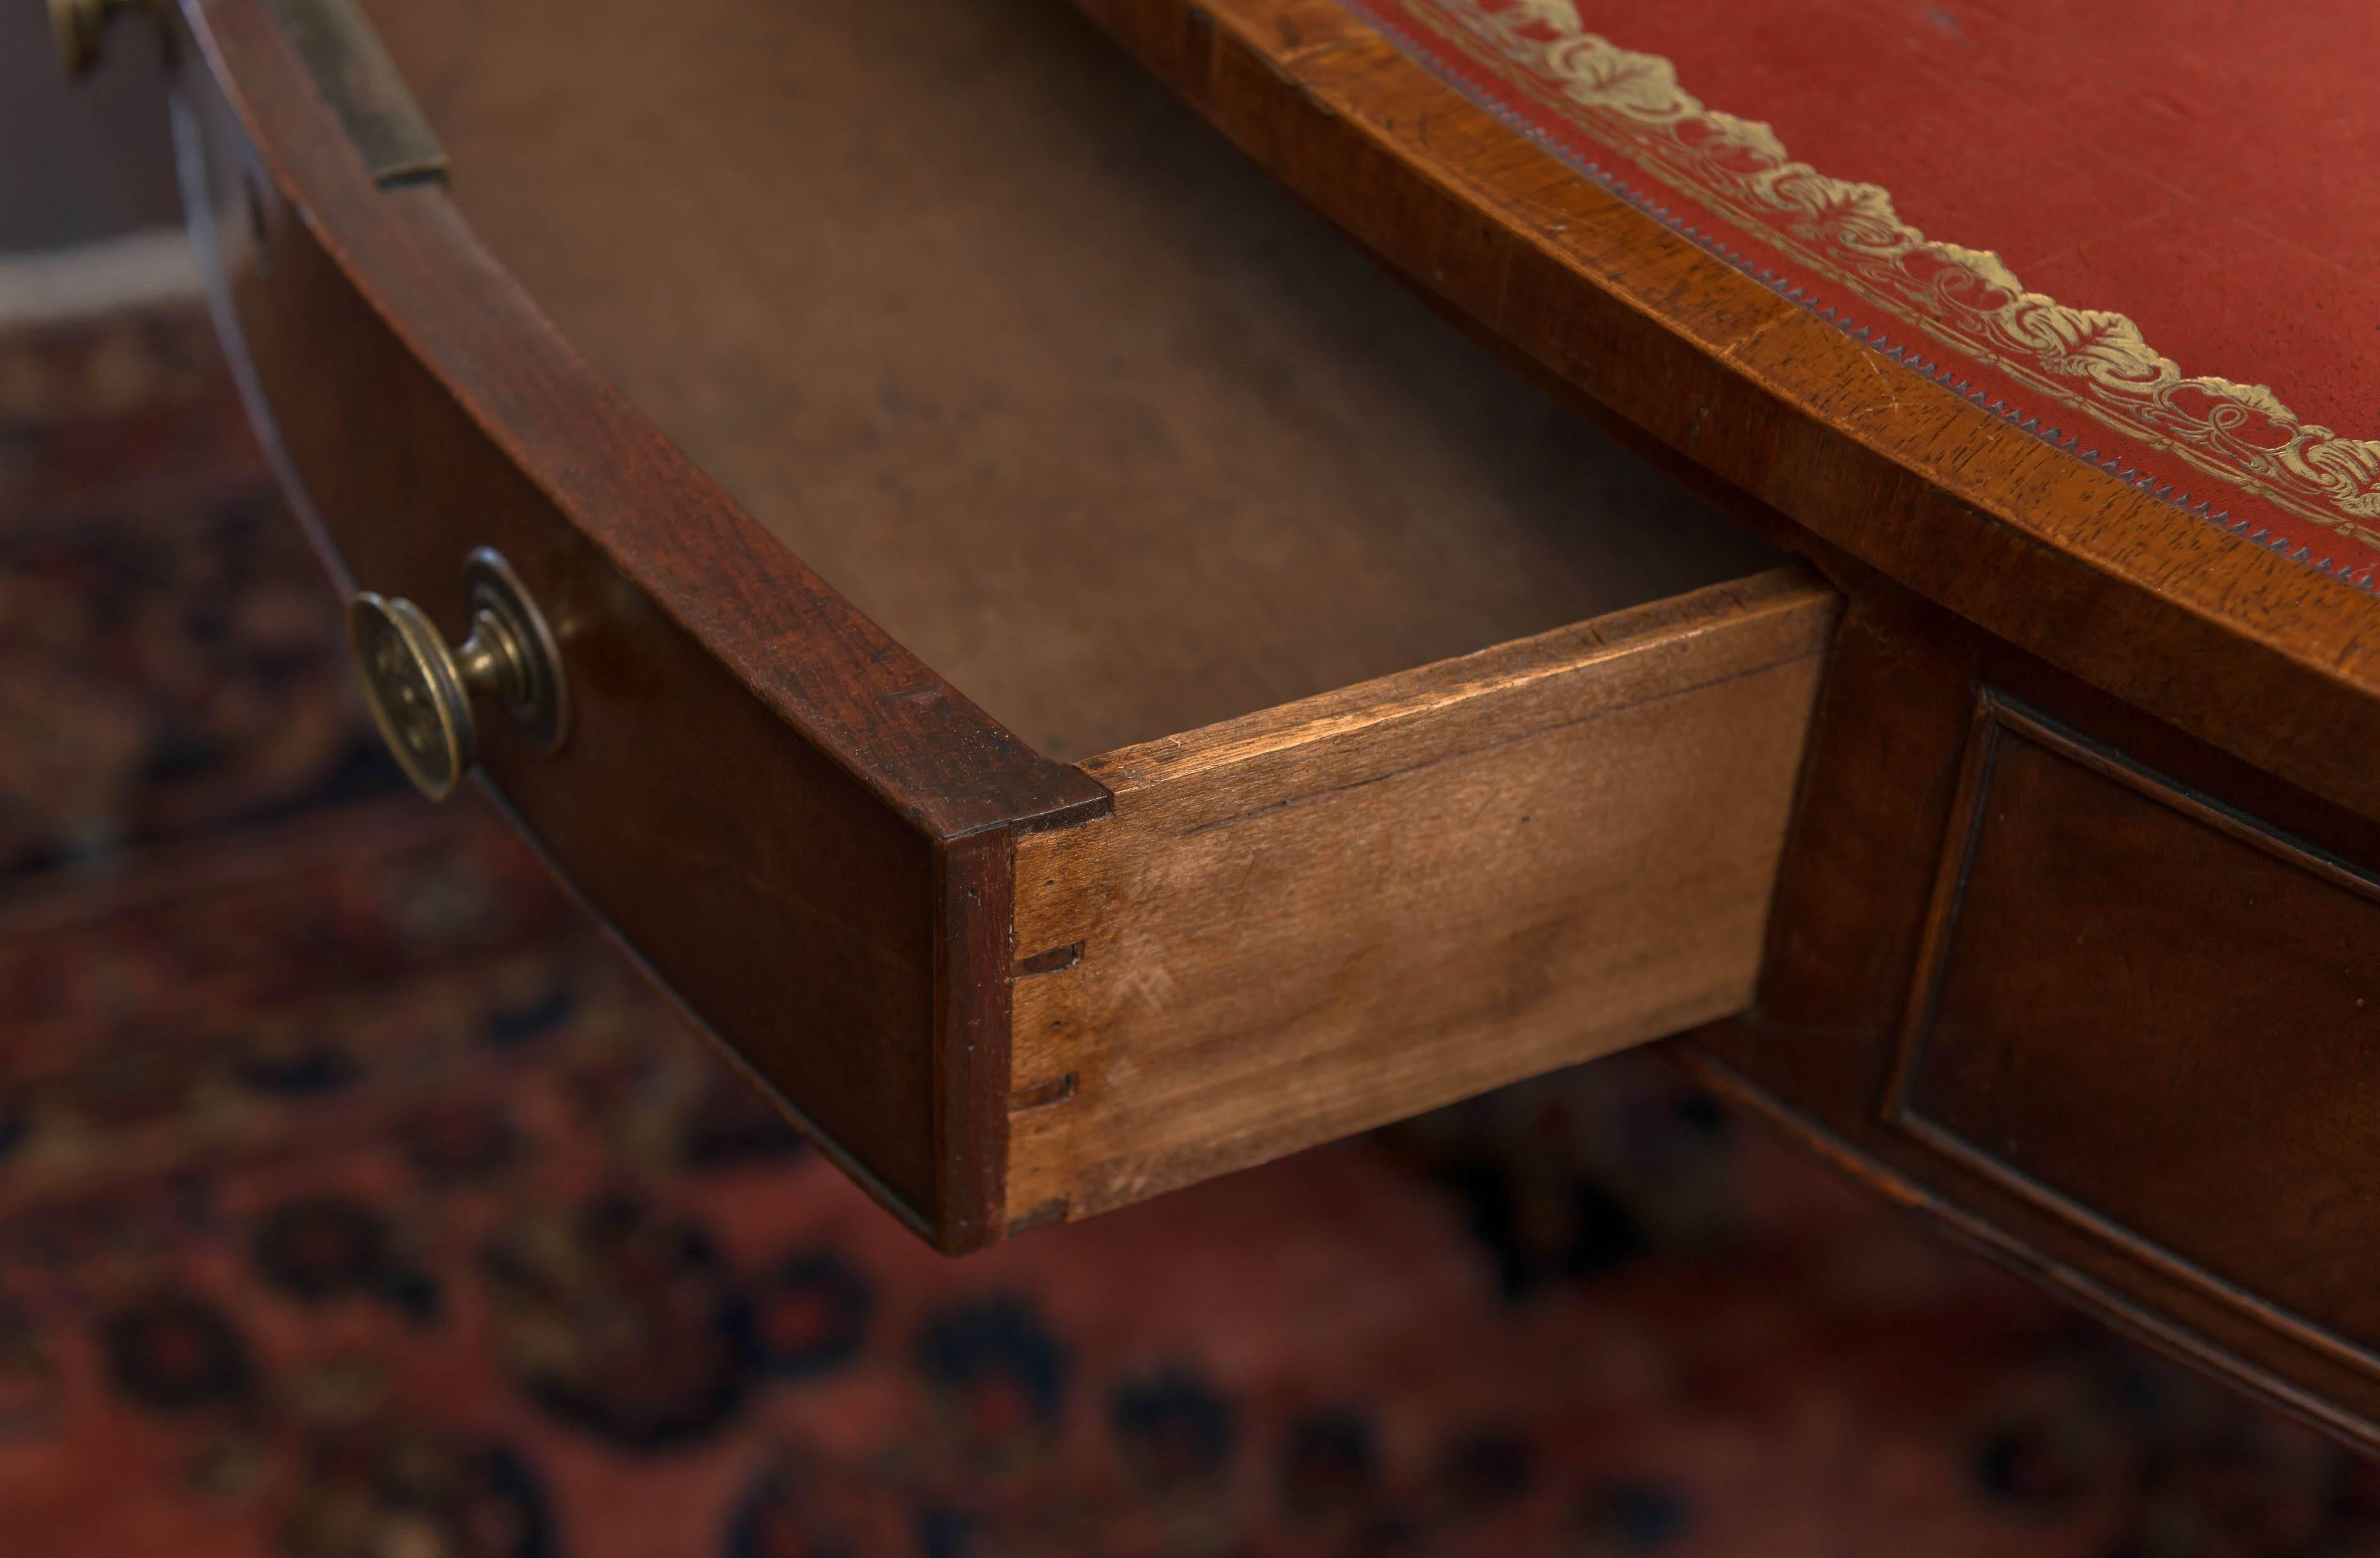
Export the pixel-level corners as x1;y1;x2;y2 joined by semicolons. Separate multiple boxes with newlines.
347;548;570;802
49;0;151;75
50;0;451;187
255;0;449;186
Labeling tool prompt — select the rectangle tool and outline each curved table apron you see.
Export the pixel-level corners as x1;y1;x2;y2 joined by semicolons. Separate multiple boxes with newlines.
132;0;2380;1452
1189;0;2380;1448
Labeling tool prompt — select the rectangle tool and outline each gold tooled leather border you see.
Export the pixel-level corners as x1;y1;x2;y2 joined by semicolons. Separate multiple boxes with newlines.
1420;0;2380;547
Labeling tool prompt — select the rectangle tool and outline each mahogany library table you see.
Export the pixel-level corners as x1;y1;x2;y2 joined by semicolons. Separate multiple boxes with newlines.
52;0;2380;1448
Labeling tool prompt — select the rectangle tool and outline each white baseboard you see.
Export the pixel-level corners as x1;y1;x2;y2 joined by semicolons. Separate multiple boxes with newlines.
0;227;202;328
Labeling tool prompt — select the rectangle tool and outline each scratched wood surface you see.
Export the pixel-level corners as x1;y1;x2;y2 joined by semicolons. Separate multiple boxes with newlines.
1008;569;1837;1226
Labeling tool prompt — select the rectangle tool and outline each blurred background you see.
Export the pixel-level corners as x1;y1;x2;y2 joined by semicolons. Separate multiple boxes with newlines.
3;12;2374;1554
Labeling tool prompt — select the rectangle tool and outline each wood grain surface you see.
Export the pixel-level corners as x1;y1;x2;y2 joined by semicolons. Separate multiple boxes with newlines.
1683;563;2380;1453
355;0;1778;761
1064;0;2380;829
152;0;2380;1457
171;0;1799;1250
170;0;1108;1250
1895;701;2380;1373
1010;569;1836;1225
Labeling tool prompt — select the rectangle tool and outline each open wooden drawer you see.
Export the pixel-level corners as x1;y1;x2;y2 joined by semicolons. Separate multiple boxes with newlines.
163;0;1837;1249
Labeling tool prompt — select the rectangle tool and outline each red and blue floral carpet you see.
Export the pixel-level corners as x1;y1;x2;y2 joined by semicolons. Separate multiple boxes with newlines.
0;303;2372;1556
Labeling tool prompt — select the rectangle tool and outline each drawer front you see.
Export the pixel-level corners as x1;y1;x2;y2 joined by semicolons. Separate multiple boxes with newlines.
1894;697;2380;1367
1692;583;2380;1448
164;0;1837;1252
166;0;1108;1250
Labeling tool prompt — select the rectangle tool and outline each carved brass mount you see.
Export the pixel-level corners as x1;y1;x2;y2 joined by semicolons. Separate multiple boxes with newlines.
347;549;570;802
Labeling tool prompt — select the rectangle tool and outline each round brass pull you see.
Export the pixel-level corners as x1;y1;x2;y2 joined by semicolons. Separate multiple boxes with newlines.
346;548;570;802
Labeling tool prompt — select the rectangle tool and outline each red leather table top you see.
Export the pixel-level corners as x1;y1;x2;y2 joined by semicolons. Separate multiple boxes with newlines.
1348;0;2380;584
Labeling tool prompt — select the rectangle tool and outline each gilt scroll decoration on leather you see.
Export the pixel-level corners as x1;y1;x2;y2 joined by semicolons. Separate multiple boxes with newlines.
1343;0;2380;586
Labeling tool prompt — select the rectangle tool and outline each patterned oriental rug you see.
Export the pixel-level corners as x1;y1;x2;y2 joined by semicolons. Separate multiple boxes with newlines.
1;299;2375;1556
1343;0;2380;588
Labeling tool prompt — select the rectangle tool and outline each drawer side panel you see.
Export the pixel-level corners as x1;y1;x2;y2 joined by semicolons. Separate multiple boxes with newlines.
1008;569;1837;1226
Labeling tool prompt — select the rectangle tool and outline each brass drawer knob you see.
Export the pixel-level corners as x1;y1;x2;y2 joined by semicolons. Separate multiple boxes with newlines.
346;548;570;801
